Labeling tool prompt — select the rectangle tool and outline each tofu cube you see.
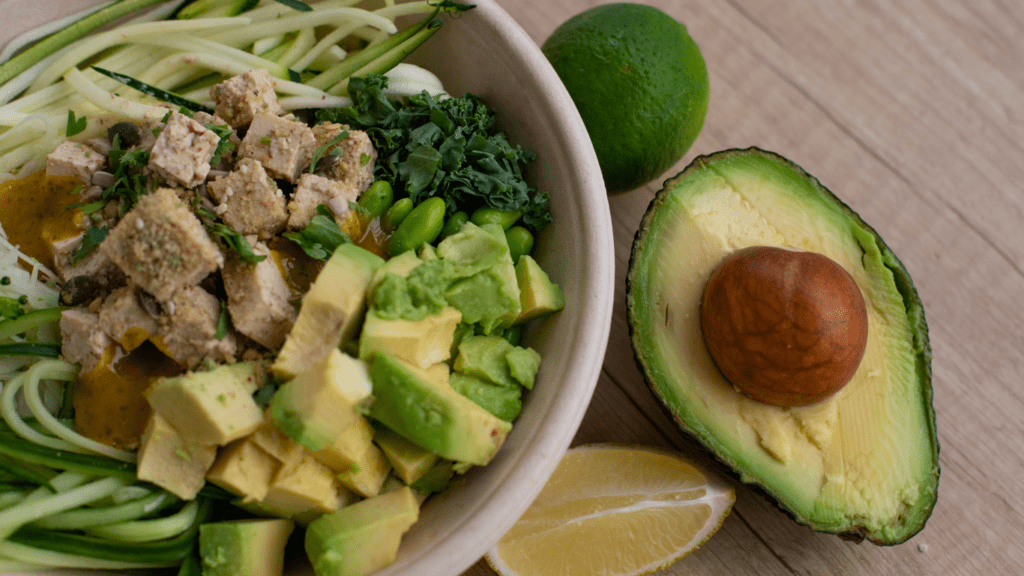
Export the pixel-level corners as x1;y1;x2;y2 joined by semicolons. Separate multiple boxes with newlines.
137;413;217;500
148;111;221;188
46;141;106;184
146;361;264;446
207;159;288;239
311;124;376;192
154;285;236;368
210;69;282;128
97;286;159;351
206;437;279;503
101;187;223;301
239;112;315;183
287;173;360;230
222;242;295;350
59;309;112;374
51;233;125;286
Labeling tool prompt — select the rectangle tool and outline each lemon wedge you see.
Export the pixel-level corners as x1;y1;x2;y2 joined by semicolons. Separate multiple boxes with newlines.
485;444;735;576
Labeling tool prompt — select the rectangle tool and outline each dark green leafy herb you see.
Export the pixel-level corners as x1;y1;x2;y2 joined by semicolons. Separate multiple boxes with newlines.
283;205;351;260
206;223;265;263
0;343;61;357
214;301;230;340
315;74;552;231
309;131;349;174
65;110;87;137
205;123;235;165
91;66;213;113
274;0;313;12
70;226;108;264
101;146;151;216
428;0;476;11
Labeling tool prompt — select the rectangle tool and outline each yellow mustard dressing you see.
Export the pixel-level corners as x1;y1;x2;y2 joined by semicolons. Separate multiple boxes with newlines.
0;171;85;270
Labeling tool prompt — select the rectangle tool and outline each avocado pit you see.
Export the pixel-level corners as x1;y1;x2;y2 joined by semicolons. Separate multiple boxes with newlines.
700;245;868;407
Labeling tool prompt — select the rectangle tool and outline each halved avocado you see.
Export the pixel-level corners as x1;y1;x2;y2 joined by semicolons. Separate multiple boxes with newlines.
626;148;938;544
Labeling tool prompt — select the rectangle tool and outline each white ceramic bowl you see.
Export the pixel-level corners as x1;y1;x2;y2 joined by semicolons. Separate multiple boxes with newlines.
1;1;614;575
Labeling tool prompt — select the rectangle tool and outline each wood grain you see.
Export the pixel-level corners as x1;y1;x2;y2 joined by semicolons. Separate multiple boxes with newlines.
467;0;1024;573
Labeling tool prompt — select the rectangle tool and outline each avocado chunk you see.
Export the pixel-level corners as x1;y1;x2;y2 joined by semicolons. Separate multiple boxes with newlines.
272;348;373;451
304;486;420;576
373;424;439;485
513;254;564;324
626;148;937;544
367;352;512;466
273;243;384;380
199;518;294;576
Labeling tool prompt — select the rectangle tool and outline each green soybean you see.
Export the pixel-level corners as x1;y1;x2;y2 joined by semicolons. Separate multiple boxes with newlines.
382;197;414;232
470;207;522;229
357;180;394;219
505;226;535;264
439;211;469;241
388;197;447;257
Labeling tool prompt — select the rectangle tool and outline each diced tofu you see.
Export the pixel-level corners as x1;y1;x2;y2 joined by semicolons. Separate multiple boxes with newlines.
97;286;159;351
101;187;223;301
260;455;341;524
46;141;106;183
222;242;295;350
311;124;376;192
146;361;265;446
59;309;112;373
287;173;360;230
206;437;279;503
136;413;217;500
148;111;221;188
152;285;235;368
207;159;288;239
239;112;315;183
210;69;281;128
51;233;125;285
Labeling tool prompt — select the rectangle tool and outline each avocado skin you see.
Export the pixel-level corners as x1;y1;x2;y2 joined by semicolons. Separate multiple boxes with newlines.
625;147;938;545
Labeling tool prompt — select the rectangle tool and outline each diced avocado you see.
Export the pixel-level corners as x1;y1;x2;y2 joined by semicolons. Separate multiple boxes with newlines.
367;250;423;294
436;221;507;276
336;442;392;498
273;243;383;380
147;361;265;446
418;243;437;260
199;518;294;576
309;415;376;472
626;148;938;544
449;373;522;422
367;353;511;466
409;460;456;496
514;254;564;324
250;408;305;470
206;437;279;503
304;487;420;576
272;349;373;451
358;306;461;368
442;224;521;333
454;334;541;390
136;413;217;500
373;425;439;485
261;455;343;524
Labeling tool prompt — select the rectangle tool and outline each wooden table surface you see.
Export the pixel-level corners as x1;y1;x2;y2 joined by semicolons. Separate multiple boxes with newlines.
466;0;1024;574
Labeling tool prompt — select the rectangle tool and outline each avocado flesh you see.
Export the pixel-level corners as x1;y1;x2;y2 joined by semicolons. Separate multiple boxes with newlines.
627;148;937;544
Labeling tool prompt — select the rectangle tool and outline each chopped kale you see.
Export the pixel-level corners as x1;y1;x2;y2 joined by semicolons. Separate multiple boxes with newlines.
315;74;552;231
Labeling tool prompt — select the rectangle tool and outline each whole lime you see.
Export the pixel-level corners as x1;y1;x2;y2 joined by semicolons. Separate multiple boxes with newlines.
542;3;710;194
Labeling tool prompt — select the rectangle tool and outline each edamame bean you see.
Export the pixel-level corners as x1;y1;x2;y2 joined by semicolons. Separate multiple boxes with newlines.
470;207;522;229
505;226;534;264
439;211;469;241
357;180;394;219
388;197;447;257
382;197;413;232
500;325;523;346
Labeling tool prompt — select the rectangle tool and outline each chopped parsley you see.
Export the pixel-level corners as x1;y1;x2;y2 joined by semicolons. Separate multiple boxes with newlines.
70;225;109;265
309;131;349;174
283;205;351;260
65;110;87;137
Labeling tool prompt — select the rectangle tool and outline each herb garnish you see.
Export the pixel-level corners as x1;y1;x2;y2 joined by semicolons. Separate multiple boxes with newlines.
65;110;87;137
309;131;349;174
315;74;552;230
283;205;351;260
70;225;109;264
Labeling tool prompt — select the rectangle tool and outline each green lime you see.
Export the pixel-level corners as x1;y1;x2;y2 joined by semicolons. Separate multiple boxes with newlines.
542;3;710;194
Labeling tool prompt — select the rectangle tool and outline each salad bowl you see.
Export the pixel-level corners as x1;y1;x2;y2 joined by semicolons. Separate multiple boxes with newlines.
0;1;614;575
